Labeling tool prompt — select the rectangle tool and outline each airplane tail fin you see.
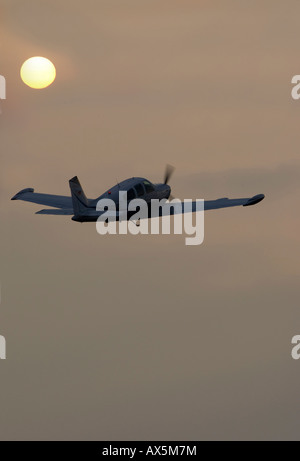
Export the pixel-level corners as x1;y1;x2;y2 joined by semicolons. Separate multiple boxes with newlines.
69;176;89;215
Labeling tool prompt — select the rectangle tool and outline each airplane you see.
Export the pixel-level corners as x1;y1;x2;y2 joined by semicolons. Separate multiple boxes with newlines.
11;165;265;223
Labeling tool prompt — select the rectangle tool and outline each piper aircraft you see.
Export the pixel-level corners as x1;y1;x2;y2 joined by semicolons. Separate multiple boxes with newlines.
11;166;265;223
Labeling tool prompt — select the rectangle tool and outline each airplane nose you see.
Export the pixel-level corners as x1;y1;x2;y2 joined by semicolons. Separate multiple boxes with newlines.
162;184;171;199
156;183;171;198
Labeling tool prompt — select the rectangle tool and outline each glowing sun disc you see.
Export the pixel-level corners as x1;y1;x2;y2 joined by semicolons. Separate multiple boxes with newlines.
21;57;56;89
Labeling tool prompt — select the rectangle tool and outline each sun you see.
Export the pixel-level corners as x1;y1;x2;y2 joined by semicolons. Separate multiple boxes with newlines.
20;57;56;89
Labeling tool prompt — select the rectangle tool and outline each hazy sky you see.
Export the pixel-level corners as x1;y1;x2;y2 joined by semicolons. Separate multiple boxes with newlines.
1;0;300;440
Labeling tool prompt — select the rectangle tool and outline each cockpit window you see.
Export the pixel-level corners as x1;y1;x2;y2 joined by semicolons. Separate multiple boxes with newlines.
143;180;154;193
134;183;144;197
127;188;136;201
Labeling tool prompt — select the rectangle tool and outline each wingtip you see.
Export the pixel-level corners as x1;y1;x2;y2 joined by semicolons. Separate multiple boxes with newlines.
243;194;265;207
11;188;34;200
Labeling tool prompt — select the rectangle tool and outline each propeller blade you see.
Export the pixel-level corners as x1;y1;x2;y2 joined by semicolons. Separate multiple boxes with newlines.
164;164;175;185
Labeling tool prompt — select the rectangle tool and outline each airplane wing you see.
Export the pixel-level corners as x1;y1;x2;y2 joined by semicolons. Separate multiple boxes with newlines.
11;188;72;209
162;194;265;215
204;194;265;211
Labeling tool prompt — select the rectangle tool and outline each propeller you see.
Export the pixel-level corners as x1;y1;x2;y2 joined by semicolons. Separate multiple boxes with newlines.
163;164;178;200
164;164;175;185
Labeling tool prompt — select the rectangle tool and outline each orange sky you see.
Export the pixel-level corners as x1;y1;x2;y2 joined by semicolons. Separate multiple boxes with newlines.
1;0;300;440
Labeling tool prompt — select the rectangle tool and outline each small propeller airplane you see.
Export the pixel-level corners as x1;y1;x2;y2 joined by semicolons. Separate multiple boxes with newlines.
11;165;265;223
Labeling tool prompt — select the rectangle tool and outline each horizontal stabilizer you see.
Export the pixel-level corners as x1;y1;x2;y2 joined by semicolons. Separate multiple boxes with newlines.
36;209;74;215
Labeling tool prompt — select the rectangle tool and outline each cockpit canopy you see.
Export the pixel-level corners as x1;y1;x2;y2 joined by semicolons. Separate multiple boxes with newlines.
127;180;155;200
127;180;154;200
98;178;156;205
